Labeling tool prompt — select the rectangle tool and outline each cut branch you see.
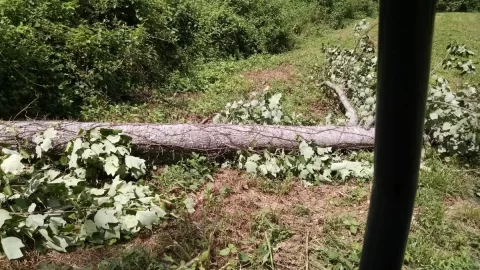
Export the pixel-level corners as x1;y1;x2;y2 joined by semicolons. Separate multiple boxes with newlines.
323;81;359;126
0;121;375;152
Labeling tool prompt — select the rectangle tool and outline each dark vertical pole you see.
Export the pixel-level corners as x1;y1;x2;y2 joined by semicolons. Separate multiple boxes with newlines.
359;0;437;269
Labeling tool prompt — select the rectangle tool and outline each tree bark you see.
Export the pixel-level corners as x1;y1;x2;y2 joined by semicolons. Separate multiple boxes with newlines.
0;121;375;152
323;81;359;126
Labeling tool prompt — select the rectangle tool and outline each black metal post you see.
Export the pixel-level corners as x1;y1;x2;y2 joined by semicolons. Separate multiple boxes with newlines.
359;0;437;269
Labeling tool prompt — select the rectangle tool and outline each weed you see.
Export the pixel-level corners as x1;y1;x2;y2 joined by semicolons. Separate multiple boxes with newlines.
293;204;311;217
256;176;295;195
153;154;215;193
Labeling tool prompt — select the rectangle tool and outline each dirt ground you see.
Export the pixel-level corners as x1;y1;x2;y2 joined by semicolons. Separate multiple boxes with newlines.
1;169;373;270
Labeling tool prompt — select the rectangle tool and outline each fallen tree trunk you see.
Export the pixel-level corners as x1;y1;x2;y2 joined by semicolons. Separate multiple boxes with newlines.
0;121;375;151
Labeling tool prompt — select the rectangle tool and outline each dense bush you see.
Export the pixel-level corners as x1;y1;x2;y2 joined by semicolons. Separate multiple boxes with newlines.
315;0;378;29
437;0;480;12
0;0;293;119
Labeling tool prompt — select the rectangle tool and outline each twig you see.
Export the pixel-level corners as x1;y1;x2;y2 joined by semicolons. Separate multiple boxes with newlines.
429;101;478;114
322;81;359;126
353;22;379;53
11;96;39;121
305;230;309;270
431;51;450;74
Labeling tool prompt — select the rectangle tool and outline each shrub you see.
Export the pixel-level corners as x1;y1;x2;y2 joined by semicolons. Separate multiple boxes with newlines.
437;0;480;12
0;0;294;119
316;0;378;29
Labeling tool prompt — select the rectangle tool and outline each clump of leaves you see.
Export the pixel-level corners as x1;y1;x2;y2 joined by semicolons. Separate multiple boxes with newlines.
238;141;373;183
213;91;313;125
320;20;479;159
321;19;378;126
441;41;476;74
0;128;169;259
425;77;479;157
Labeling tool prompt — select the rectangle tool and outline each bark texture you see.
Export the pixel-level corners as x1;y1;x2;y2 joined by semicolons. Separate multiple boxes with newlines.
0;121;375;151
323;81;359;126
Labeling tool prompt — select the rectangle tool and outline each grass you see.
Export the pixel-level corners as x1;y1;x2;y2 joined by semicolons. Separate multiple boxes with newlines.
3;13;480;270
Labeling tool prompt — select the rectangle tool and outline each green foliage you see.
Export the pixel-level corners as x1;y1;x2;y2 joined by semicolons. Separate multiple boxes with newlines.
237;144;373;183
437;0;480;12
322;20;377;125
212;86;373;182
320;20;479;158
0;0;294;119
154;154;214;193
441;41;476;74
425;78;479;157
213;92;313;125
0;128;168;260
195;0;293;59
316;0;378;29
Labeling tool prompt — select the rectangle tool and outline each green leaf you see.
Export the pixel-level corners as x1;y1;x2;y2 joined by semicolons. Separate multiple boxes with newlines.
107;176;123;196
184;197;195;213
245;161;258;173
1;154;24;175
268;93;282;109
103;140;117;154
75;168;86;179
28;203;36;213
0;209;12;228
40;138;53;152
104;155;119;176
83;219;98;237
26;214;46;230
114;194;129;205
50;217;66;227
116;146;130;156
43;128;57;139
317;147;331;155
120;215;138;230
94;209;119;229
90;188;106;196
444;92;455;102
90;128;102;142
228;244;237;253
238;252;251;263
219;248;231;256
1;237;25;259
299;141;314;159
91;143;105;155
81;149;96;160
150;204;167;218
46;169;61;180
135;211;158;229
125;155;146;178
106;135;121;144
365;97;375;105
442;122;452;131
46;236;69;252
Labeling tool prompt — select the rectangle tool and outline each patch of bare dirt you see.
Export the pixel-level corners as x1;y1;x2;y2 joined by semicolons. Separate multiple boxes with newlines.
191;169;371;269
243;65;297;91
